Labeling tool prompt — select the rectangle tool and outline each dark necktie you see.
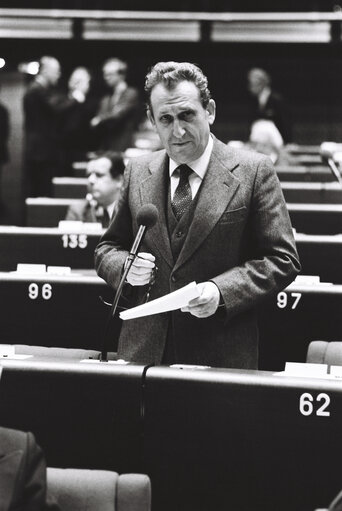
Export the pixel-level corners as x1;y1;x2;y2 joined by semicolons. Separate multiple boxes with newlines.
171;164;193;221
96;207;110;228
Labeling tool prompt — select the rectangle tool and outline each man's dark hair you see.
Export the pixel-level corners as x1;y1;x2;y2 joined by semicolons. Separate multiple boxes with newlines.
145;61;211;112
92;151;125;179
107;152;125;179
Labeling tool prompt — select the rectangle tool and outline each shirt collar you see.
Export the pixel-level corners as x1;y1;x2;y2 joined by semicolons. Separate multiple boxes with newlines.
258;87;271;108
107;201;116;219
169;134;213;179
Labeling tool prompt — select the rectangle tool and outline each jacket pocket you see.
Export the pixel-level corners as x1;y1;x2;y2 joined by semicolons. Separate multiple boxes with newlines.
218;206;247;224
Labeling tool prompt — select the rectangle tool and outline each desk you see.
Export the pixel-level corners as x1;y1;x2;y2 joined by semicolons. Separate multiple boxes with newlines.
295;233;342;284
258;283;342;371
0;358;144;472
0;226;103;270
144;366;342;511
26;198;78;227
276;166;333;182
288;203;342;234
53;177;88;199
0;272;118;350
282;182;342;204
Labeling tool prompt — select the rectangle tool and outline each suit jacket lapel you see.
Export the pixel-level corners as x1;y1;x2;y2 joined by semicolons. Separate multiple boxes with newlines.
174;139;241;271
140;151;174;268
0;450;23;510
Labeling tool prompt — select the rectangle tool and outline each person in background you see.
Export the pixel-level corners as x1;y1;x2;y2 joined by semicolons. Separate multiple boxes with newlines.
247;67;291;143
0;98;9;210
60;66;97;175
23;56;89;197
65;152;125;228
0;426;59;510
247;119;291;165
90;58;140;152
95;61;300;367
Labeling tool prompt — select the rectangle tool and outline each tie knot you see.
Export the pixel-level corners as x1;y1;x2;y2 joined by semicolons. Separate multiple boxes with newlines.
177;164;192;181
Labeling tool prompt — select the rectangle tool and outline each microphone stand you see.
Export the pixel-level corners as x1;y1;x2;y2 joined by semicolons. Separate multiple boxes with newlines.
100;225;146;362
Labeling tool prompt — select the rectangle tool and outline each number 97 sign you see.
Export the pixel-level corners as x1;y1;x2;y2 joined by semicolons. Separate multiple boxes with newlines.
277;291;302;309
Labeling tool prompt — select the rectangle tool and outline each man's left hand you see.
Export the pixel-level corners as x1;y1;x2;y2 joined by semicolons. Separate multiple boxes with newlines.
181;282;221;318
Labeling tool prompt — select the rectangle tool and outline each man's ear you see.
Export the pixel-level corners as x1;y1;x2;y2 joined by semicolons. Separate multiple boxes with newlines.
147;108;156;128
207;99;216;126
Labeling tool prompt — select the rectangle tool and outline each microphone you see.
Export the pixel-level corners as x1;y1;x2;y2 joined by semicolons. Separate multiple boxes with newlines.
100;204;159;361
320;142;342;188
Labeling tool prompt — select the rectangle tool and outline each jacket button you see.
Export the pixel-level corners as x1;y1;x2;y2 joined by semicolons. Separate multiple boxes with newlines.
171;275;176;283
176;231;183;238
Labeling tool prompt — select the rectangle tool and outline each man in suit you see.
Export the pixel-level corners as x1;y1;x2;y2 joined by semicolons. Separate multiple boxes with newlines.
65;153;124;228
95;61;300;368
0;426;58;510
23;56;89;198
247;67;291;143
0;99;9;209
90;58;140;152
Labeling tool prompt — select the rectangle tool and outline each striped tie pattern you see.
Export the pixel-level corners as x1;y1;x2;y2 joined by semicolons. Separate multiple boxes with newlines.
171;164;193;221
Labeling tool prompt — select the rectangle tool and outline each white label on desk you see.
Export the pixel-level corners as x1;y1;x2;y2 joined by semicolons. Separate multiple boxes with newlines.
17;264;46;274
330;366;342;378
284;362;328;376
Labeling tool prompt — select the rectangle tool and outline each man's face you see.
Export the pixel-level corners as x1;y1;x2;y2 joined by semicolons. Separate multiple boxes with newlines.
103;62;123;89
148;81;216;164
247;71;266;96
43;60;61;86
68;68;90;95
87;157;122;207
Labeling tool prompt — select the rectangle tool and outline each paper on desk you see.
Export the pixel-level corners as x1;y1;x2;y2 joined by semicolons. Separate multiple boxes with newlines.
120;281;200;320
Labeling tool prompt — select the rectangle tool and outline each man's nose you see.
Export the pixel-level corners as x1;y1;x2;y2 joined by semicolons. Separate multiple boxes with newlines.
172;120;185;138
88;173;96;185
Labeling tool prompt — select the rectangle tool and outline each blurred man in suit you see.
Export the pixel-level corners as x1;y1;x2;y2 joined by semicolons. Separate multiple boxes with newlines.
0;99;9;209
23;56;90;198
0;426;58;510
91;58;140;152
60;66;97;175
65;153;124;227
247;67;291;143
95;61;300;367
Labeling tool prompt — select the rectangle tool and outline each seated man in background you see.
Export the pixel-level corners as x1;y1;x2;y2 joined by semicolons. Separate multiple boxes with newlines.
65;153;125;228
248;119;291;165
0;426;58;510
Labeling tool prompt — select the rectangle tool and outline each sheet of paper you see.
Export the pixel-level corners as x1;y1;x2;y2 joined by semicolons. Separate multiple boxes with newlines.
120;281;201;320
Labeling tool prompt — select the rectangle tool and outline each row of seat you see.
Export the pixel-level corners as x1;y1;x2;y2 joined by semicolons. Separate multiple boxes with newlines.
0;357;341;511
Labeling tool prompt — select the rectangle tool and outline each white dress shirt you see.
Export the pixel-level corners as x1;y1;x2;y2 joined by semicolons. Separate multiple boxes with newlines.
169;135;214;200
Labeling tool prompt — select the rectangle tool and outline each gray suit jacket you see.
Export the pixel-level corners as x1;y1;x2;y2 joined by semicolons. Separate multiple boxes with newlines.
95;137;300;368
0;427;58;510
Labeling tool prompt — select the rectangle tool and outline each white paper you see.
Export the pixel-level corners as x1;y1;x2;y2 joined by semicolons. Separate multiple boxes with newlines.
120;281;201;320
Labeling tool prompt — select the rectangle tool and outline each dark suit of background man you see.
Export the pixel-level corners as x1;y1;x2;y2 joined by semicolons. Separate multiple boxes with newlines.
90;58;140;152
65;152;125;227
247;67;291;143
23;56;88;198
95;61;300;368
0;100;9;207
0;426;59;510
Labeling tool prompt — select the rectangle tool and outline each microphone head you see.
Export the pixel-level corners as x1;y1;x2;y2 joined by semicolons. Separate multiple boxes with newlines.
137;204;159;228
320;142;337;162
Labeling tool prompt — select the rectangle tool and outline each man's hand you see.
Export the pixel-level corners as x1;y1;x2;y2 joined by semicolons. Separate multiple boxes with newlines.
126;252;155;286
181;282;221;318
90;116;101;127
